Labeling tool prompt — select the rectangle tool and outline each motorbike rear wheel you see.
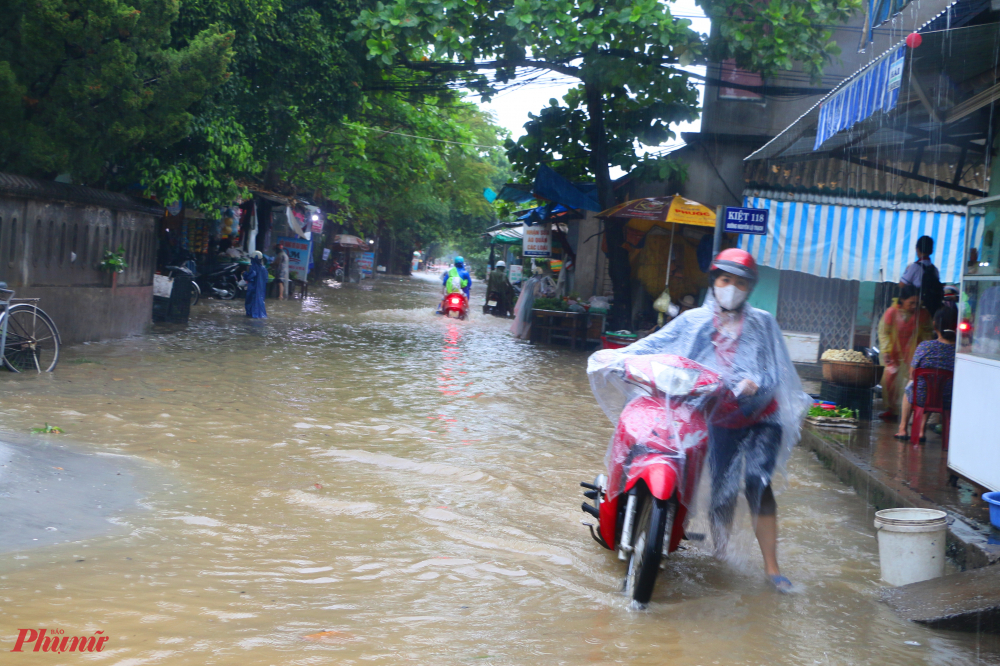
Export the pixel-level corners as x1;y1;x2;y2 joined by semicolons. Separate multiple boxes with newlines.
625;487;675;606
215;277;237;300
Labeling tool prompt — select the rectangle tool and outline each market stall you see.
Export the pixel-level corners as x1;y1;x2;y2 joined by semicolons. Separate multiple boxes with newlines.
598;195;717;330
332;234;369;282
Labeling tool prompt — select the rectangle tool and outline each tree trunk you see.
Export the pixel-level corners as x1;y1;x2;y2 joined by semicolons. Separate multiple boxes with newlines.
263;160;281;191
584;80;631;330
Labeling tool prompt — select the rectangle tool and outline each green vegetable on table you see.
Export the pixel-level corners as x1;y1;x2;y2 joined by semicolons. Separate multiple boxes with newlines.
533;297;568;311
808;405;858;419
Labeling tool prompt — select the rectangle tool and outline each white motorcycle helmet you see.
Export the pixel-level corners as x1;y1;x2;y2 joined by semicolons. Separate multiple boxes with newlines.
495;261;506;269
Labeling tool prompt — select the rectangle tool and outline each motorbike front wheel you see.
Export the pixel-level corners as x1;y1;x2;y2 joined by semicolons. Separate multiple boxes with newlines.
625;487;675;606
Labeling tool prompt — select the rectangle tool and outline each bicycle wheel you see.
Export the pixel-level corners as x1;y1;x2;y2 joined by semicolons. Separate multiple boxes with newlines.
2;304;60;373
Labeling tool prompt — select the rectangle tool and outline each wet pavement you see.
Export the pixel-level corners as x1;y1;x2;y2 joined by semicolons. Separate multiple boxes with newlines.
808;418;991;528
0;275;998;664
0;437;144;552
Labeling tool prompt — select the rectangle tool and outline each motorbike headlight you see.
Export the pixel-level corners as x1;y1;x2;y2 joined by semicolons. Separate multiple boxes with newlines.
650;364;700;397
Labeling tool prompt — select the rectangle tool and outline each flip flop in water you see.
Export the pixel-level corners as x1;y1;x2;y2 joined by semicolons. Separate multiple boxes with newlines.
770;575;793;593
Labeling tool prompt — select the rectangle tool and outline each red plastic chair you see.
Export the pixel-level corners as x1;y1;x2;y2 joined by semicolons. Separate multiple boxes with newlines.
910;368;953;449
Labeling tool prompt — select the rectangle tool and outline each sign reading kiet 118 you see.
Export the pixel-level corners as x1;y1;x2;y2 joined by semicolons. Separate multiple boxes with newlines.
723;207;768;235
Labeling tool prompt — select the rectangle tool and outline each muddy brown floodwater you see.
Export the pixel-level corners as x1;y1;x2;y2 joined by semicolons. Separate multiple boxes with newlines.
0;275;996;665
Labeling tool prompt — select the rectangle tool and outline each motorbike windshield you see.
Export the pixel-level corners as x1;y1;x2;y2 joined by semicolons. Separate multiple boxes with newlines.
587;293;811;521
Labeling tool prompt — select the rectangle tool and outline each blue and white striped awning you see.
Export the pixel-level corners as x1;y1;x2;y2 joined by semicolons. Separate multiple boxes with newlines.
737;195;976;284
814;46;905;150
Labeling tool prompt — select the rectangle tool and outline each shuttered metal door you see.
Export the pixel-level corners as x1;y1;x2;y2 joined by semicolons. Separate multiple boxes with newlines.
776;270;859;353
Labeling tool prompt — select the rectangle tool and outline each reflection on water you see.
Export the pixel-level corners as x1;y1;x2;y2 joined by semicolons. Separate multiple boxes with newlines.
0;277;995;664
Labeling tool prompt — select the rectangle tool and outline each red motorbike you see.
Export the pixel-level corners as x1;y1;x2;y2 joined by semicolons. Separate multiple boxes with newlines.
582;354;724;605
439;292;469;320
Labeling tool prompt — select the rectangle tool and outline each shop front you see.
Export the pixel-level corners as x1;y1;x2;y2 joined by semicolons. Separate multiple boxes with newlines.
331;234;370;282
599;195;718;331
950;196;1000;491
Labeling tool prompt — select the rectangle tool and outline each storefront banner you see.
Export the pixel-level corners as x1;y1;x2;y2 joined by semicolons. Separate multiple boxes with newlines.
357;252;375;277
507;265;523;283
277;236;311;279
523;223;552;257
286;207;311;240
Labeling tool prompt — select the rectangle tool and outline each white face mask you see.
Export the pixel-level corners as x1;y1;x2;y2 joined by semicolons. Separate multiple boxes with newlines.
715;284;748;310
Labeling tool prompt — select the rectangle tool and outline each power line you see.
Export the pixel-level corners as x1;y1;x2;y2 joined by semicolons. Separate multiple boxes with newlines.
342;122;499;149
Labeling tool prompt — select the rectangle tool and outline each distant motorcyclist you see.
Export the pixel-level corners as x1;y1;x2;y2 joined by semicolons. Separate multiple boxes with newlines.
438;256;471;314
486;261;515;317
442;256;471;299
593;248;809;592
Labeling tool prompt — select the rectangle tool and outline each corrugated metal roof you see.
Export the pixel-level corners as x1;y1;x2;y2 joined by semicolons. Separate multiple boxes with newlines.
0;172;163;216
744;152;986;204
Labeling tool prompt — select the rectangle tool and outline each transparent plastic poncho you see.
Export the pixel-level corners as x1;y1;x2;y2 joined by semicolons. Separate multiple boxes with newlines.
587;294;811;519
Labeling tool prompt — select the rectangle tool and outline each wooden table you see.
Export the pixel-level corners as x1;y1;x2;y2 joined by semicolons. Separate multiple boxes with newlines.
530;309;591;350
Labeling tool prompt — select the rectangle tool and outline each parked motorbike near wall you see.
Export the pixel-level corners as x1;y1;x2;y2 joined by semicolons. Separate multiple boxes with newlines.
197;263;243;301
164;264;200;306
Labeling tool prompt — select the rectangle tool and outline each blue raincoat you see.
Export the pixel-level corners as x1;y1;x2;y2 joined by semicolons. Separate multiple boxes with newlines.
244;257;268;318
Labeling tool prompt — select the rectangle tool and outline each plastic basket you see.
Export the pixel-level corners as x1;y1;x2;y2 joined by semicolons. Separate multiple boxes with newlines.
983;491;1000;529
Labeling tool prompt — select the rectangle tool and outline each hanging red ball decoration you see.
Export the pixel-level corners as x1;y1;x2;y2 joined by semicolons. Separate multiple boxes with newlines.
906;32;923;48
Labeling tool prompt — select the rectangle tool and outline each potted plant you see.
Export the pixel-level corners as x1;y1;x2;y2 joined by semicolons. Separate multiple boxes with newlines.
99;245;128;290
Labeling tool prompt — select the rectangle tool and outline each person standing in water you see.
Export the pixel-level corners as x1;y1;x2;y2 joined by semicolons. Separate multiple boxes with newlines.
273;243;290;300
244;251;268;319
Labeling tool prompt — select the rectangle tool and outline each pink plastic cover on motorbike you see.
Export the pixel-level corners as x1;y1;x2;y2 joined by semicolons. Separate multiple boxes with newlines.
587;294;810;512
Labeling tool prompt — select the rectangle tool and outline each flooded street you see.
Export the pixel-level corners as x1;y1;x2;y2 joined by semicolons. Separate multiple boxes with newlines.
0;276;996;665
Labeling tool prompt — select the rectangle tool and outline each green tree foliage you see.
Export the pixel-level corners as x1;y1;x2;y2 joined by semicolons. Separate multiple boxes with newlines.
0;0;233;181
120;0;367;210
702;0;858;80
355;0;860;324
289;88;508;255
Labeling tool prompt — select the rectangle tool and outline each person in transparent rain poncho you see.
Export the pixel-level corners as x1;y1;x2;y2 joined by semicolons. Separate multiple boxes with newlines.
588;249;810;592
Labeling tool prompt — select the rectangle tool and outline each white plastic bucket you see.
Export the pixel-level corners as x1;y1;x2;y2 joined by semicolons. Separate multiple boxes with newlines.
874;508;948;587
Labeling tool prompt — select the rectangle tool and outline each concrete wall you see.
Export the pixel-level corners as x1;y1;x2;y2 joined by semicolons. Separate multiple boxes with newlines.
702;0;957;139
0;175;160;344
748;265;780;315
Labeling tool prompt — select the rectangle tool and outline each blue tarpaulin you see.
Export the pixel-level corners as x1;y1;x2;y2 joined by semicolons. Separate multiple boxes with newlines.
494;185;536;205
532;165;600;212
516;203;579;226
814;46;905;150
